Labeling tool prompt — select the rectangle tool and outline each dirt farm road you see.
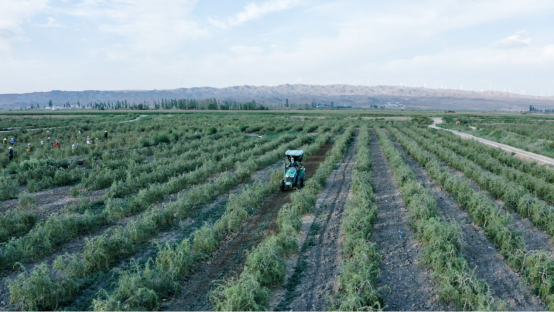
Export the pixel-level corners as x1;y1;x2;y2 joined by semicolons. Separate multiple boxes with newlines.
430;117;554;167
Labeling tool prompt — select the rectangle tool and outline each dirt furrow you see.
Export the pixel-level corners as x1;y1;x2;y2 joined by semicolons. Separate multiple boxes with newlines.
388;132;544;311
412;130;554;253
0;155;292;311
369;129;445;311
1;186;105;218
163;143;334;311
282;132;357;311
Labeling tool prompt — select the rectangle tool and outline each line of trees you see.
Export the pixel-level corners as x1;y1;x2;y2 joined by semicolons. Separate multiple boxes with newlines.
21;98;358;111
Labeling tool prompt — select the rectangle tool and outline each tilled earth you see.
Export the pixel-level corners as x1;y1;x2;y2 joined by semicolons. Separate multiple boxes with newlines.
281;131;357;311
369;129;446;311
387;131;545;310
0;155;293;311
164;142;333;311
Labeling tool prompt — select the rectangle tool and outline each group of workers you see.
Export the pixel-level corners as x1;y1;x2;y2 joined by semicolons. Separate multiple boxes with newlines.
4;130;109;161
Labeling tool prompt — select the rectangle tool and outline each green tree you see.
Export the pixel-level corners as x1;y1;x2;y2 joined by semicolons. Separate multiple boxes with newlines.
285;99;289;108
48;100;53;109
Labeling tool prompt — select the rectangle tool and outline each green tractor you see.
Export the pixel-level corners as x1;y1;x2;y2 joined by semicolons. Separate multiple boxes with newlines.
280;150;305;191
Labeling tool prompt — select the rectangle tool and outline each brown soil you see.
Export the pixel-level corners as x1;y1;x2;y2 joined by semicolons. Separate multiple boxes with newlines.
388;132;545;310
282;131;357;311
164;142;333;311
1;186;105;221
0;155;294;311
67;159;288;310
420;131;554;253
369;129;446;311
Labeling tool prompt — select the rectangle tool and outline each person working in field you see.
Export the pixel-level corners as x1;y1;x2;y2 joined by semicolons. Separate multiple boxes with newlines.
8;147;13;161
3;138;6;145
287;157;299;168
55;140;60;148
104;131;108;140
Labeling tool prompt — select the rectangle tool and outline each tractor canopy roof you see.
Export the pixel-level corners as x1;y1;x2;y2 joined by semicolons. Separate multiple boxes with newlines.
285;150;304;157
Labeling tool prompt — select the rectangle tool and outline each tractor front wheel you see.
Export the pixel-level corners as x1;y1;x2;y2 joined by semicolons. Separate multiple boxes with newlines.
296;178;302;190
280;180;285;191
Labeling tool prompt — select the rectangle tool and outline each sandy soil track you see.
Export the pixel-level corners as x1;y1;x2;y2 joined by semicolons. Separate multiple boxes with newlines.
388;131;545;310
369;129;446;311
430;117;554;166
163;142;333;311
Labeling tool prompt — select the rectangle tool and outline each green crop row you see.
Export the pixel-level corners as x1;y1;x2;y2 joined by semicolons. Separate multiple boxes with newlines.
102;134;260;199
91;170;282;311
0;133;295;274
414;126;554;204
6;134;315;310
431;128;554;184
375;128;497;310
83;131;245;191
209;126;354;311
0;194;39;243
440;123;554;160
332;125;382;311
403;126;554;240
390;126;554;309
0;136;278;249
90;135;332;311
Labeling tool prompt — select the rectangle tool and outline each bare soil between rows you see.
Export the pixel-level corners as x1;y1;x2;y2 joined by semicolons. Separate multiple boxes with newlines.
387;131;544;310
1;186;105;221
0;152;295;310
281;131;357;311
418;129;554;254
163;142;333;311
369;129;446;311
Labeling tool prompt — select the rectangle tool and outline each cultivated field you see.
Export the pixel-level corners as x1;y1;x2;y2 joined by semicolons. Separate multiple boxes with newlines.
2;111;554;311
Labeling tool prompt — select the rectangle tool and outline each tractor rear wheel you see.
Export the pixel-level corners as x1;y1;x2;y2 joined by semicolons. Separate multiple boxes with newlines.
280;180;285;191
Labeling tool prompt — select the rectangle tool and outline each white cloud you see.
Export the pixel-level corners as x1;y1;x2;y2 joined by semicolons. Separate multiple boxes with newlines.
492;31;531;49
67;0;208;54
209;0;300;28
0;0;49;50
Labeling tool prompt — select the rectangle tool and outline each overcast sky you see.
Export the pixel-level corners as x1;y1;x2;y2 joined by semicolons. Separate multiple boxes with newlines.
1;0;554;95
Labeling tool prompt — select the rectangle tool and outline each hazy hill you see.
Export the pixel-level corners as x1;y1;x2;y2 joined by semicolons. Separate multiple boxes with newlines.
1;84;553;111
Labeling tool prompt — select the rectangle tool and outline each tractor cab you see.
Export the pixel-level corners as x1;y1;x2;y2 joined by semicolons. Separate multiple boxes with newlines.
280;150;306;191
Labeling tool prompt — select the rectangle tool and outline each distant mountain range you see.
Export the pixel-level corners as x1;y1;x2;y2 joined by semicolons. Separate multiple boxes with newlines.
1;84;553;111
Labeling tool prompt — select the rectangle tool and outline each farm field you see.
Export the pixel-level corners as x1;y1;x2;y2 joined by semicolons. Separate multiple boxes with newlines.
2;111;554;311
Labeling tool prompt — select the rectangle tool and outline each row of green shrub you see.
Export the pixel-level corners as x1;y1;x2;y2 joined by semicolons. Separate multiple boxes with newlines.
102;134;259;199
91;170;282;311
333;125;382;310
91;133;332;311
440;122;554;160
390;126;554;310
82;131;244;191
6;134;316;310
0;134;296;274
431;127;554;184
405;126;554;241
0;133;277;252
376;127;498;310
415;126;554;205
209;126;354;311
0;193;38;243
